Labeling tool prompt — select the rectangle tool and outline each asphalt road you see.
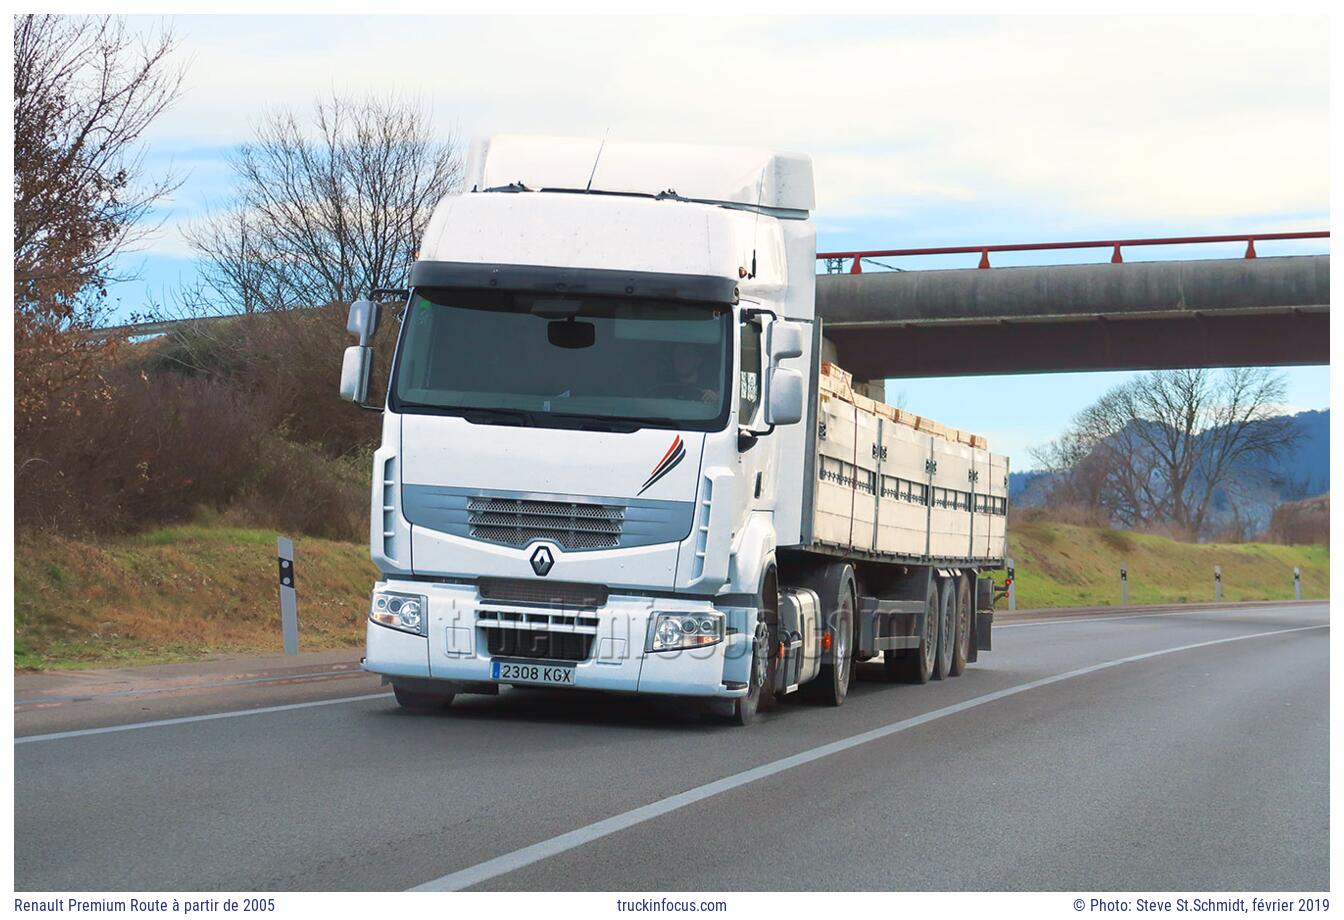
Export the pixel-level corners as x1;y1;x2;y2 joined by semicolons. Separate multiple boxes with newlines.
14;603;1329;891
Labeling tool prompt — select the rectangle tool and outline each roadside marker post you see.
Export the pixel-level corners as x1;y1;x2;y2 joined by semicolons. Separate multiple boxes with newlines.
1120;565;1129;606
1214;565;1222;603
1006;558;1016;612
277;536;299;656
1294;566;1302;600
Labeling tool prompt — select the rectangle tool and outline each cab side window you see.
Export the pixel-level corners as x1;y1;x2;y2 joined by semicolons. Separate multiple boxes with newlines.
738;320;762;425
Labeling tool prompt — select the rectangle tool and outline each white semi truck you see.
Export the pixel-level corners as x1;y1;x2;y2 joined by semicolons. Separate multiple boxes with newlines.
339;136;1009;724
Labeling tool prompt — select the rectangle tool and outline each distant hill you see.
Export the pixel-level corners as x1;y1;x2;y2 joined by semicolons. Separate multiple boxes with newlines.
1009;409;1330;535
1265;409;1329;498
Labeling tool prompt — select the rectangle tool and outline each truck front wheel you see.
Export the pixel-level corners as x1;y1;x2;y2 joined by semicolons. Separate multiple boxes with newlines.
730;618;771;725
727;572;780;726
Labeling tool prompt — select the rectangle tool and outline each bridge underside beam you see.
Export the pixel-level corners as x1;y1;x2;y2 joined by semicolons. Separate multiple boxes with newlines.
817;254;1329;377
826;309;1328;378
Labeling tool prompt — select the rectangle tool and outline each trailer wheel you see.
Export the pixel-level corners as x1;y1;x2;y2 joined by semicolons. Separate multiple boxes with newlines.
950;576;972;676
933;578;956;680
810;564;856;706
885;578;938;684
392;684;455;712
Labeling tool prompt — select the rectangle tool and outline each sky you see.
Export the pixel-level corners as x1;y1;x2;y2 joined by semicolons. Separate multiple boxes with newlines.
107;14;1331;465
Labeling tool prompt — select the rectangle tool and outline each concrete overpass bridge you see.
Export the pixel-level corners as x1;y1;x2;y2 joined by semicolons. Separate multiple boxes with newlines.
815;232;1329;379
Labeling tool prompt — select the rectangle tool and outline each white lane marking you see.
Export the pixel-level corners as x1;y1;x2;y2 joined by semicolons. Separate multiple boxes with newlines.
998;604;1327;629
412;623;1327;891
14;693;393;745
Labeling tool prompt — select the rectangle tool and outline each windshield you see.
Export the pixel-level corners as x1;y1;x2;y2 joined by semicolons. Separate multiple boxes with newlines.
390;287;733;432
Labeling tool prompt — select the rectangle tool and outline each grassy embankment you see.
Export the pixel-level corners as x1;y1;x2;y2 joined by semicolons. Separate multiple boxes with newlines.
15;521;1329;670
1008;520;1328;608
15;525;377;670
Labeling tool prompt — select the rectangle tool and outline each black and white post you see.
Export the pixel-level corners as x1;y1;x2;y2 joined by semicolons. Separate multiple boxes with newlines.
277;536;299;656
1120;564;1129;607
1006;558;1016;612
1294;566;1302;601
1214;565;1222;603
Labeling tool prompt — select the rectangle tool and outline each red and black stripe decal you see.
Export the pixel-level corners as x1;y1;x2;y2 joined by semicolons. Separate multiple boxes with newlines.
637;436;686;496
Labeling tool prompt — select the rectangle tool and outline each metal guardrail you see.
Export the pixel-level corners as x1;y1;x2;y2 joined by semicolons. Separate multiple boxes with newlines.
87;313;245;341
818;230;1331;273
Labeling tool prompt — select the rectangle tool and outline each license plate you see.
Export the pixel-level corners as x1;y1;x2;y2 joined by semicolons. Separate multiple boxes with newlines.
491;659;576;687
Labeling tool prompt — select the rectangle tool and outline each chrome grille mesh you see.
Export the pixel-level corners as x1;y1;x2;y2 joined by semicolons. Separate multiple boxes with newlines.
467;497;625;550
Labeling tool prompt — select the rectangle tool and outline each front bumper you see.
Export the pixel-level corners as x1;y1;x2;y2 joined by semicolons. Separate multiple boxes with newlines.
363;578;752;698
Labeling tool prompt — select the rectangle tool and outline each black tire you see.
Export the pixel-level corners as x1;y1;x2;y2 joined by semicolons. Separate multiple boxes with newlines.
731;573;779;725
933;578;955;680
886;578;938;684
950;576;972;677
813;565;856;706
392;684;455;712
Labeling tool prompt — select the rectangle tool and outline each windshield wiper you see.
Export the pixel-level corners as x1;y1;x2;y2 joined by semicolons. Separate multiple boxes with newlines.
459;408;536;427
637;417;706;429
542;414;640;433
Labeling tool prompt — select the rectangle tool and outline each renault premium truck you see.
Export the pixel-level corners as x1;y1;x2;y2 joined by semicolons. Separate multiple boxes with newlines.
339;136;1008;724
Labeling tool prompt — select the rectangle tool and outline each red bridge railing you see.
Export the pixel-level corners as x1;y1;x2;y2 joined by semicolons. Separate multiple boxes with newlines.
817;231;1330;274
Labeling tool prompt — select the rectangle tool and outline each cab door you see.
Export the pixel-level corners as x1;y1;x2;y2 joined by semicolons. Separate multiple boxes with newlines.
733;311;775;521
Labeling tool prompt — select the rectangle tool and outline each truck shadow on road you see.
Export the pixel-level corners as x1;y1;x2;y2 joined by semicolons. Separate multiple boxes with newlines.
368;662;914;733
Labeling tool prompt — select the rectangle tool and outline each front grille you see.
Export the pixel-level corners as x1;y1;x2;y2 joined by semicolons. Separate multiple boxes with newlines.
478;578;608;609
467;497;625;549
479;610;600;662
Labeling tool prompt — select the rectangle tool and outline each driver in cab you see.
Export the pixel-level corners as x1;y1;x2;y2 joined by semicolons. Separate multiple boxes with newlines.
657;342;720;404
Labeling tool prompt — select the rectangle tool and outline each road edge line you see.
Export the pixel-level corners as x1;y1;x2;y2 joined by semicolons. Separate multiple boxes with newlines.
14;693;393;744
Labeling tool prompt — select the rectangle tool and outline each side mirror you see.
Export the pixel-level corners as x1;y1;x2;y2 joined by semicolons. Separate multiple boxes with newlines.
340;345;372;403
347;299;381;346
768;320;805;363
765;366;804;426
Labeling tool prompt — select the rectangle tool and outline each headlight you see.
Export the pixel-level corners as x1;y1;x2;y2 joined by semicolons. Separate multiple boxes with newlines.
370;589;427;635
649;610;723;652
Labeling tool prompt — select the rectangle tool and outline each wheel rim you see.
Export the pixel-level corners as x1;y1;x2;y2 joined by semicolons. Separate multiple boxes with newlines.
835;596;852;685
750;621;769;695
922;593;938;672
940;591;955;671
958;590;971;659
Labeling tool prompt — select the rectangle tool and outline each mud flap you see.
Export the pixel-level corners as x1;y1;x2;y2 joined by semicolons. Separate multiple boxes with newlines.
975;610;993;652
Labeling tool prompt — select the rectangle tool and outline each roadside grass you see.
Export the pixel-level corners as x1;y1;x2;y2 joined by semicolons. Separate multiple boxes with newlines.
14;520;1328;670
1008;521;1328;609
15;525;378;670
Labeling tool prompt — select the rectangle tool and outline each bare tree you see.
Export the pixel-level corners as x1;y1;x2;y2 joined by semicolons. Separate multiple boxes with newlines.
1030;423;1113;513
184;93;462;313
14;14;183;319
1033;368;1299;540
181;207;302;314
13;14;183;443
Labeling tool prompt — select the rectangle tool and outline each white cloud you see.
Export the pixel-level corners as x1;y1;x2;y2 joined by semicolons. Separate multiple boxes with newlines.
132;14;1327;232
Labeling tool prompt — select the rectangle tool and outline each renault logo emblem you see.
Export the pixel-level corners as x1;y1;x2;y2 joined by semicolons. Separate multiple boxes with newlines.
530;545;555;577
